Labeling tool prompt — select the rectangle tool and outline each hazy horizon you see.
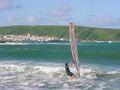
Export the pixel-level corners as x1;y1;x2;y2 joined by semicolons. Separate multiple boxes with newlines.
0;0;120;28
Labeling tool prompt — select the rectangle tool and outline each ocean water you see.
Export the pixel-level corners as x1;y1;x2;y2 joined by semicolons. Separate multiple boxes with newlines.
0;42;120;90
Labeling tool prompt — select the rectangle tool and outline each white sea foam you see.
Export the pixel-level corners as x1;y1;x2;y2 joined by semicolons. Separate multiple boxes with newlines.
0;42;29;45
0;42;69;46
0;62;120;90
107;71;120;74
95;82;107;90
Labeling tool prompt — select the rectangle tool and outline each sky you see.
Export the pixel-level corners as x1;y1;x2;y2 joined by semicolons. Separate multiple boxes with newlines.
0;0;120;28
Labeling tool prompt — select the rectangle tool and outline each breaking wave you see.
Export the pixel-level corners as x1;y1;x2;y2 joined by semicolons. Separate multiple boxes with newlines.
0;61;120;90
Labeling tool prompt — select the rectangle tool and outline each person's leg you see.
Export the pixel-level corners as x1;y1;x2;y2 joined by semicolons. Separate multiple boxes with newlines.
67;71;73;76
69;75;76;80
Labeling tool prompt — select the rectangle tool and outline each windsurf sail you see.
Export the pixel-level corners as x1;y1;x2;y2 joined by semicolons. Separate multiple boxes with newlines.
69;22;80;77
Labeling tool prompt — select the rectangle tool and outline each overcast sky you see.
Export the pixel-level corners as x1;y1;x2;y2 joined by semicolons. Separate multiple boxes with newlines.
0;0;120;28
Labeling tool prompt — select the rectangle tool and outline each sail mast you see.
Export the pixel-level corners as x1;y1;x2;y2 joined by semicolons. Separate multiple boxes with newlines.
69;22;80;77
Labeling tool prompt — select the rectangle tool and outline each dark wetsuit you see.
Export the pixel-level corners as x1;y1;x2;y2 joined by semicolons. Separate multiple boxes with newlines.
65;63;74;76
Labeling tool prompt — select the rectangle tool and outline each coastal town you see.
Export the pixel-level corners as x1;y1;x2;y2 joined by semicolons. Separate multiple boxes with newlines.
0;34;119;43
0;34;65;43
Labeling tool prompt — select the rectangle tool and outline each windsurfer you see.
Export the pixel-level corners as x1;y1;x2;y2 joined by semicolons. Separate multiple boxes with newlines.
65;62;76;80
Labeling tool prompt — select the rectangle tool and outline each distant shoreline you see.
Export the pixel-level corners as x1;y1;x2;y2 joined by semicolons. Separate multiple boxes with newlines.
0;34;67;43
0;34;120;44
0;25;120;41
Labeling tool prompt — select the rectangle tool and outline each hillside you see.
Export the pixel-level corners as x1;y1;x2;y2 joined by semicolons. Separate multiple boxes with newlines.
0;25;120;41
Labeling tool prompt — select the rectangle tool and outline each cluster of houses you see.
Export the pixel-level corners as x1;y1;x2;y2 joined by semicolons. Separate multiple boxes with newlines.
0;34;59;42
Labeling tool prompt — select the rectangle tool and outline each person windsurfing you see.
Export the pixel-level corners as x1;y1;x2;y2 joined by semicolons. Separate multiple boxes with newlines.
65;62;76;80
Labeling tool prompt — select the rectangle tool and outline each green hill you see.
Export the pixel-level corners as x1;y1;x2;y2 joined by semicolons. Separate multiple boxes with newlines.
0;25;120;41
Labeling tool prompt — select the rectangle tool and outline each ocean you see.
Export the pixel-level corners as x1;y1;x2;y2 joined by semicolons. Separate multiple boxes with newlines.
0;42;120;90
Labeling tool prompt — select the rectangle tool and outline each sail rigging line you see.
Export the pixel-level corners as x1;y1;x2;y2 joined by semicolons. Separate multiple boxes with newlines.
59;28;68;39
69;22;80;77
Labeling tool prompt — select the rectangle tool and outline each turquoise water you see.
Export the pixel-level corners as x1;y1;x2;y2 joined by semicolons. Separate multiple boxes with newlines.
0;42;120;90
0;42;120;66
